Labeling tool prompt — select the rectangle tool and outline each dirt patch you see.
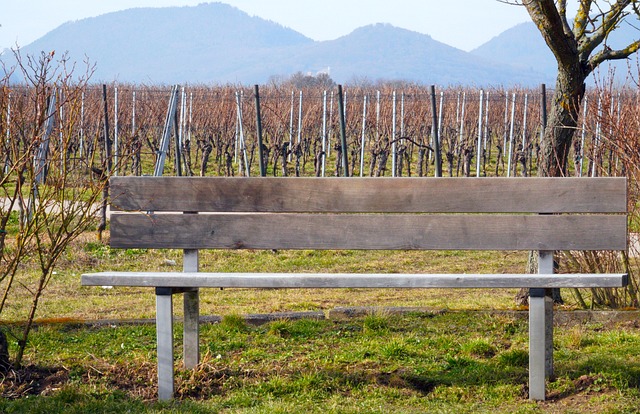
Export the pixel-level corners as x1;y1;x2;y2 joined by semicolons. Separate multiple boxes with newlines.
0;365;69;399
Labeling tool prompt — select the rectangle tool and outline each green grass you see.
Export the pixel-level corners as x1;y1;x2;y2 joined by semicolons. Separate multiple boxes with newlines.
2;232;640;412
2;233;533;322
2;312;640;413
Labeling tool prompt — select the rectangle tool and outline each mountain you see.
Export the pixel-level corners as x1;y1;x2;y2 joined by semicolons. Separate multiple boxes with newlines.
3;2;636;86
3;3;314;84
471;20;640;84
471;23;556;81
275;24;549;85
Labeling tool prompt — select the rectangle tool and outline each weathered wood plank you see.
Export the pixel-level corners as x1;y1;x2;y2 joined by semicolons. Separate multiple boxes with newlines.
110;177;627;213
110;213;627;251
82;272;629;289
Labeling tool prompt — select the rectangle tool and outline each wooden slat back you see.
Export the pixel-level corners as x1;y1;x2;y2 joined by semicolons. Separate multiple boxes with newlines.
108;176;627;252
110;213;628;251
110;177;627;214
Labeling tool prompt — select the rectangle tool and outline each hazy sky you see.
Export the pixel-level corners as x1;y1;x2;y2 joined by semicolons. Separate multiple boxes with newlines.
1;1;533;52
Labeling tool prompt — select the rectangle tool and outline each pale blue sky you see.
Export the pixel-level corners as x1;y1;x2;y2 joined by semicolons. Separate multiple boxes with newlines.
1;1;533;52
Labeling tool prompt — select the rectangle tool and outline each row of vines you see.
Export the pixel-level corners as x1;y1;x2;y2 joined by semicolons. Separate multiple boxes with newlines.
2;81;636;180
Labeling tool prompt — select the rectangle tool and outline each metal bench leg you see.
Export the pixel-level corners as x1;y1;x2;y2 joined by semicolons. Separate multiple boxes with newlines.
156;287;174;401
529;250;555;401
183;288;199;369
183;249;200;370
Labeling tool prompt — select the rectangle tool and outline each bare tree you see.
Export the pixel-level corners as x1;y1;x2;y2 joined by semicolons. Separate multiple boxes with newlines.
505;0;639;176
0;50;109;369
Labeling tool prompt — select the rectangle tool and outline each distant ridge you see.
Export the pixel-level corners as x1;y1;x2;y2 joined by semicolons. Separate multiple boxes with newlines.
471;21;640;85
2;2;637;85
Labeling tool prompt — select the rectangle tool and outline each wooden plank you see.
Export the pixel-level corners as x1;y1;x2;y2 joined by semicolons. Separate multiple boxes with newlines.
110;213;627;251
81;272;629;289
110;177;627;214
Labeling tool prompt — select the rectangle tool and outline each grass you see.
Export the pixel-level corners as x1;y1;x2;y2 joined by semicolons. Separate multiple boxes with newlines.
2;232;640;412
2;232;532;322
2;312;640;412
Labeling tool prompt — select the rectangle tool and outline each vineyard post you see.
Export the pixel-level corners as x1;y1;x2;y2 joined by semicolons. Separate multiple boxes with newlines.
400;92;405;139
288;91;294;162
438;91;444;140
321;90;327;177
521;93;529;176
502;93;509;173
297;90;303;145
102;84;112;174
343;89;347;126
188;91;193;148
327;90;334;158
607;95;616;176
97;85;111;239
30;91;57;220
459;91;466;146
235;90;249;176
114;86;119;175
375;90;381;148
132;90;136;137
592;96;603;177
483;90;490;171
58;89;63;172
430;85;442;177
254;85;266;177
540;84;547;143
400;92;405;171
178;87;185;159
579;95;588;176
154;85;179;177
392;90;397;177
507;93;516;177
79;91;84;158
476;89;484;177
359;94;368;177
174;87;184;177
337;85;349;177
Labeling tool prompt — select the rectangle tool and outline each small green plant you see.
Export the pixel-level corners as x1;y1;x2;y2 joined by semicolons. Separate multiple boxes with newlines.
461;338;497;359
497;348;529;367
363;312;390;335
220;314;248;333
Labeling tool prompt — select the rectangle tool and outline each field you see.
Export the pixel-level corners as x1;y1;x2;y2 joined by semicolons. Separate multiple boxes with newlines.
2;73;640;411
3;82;637;179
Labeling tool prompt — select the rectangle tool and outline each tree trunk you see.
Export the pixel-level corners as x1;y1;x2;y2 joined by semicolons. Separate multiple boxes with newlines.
516;64;588;306
538;64;587;177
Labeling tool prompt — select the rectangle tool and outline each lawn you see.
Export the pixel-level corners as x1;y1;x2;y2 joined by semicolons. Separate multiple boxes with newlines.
1;234;639;412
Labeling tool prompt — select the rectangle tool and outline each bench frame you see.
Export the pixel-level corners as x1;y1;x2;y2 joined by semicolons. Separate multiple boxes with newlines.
82;176;628;401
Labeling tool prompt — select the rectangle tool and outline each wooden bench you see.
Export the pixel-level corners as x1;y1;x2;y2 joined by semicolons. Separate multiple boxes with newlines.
81;176;628;401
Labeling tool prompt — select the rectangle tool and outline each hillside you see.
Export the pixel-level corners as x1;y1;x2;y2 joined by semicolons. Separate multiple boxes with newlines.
3;2;637;85
471;20;640;84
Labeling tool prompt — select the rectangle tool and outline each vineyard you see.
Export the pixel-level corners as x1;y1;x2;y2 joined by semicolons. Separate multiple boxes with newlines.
1;62;640;316
2;81;638;180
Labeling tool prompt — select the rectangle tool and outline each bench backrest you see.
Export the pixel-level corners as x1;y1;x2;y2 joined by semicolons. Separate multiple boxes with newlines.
109;177;627;252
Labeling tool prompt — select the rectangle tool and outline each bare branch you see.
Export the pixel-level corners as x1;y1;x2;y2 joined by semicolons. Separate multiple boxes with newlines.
557;0;574;36
580;0;633;61
524;0;578;67
573;0;595;40
589;39;640;69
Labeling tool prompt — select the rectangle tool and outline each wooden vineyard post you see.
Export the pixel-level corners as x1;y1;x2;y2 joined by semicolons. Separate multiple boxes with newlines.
254;85;266;177
430;85;442;177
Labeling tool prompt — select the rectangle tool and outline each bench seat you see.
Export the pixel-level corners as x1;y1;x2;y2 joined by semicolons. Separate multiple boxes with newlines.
82;272;628;289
